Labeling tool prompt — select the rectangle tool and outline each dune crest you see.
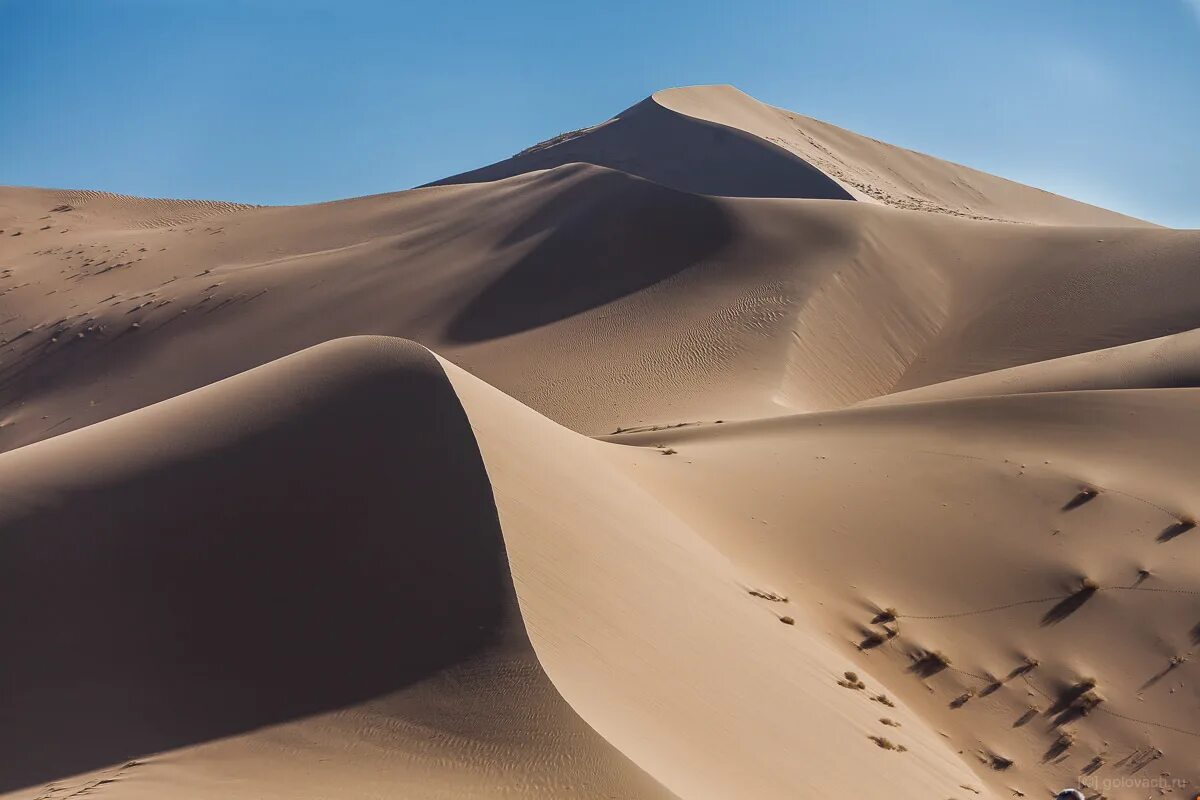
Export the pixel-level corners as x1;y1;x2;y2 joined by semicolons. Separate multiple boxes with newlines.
0;337;670;799
655;85;1150;225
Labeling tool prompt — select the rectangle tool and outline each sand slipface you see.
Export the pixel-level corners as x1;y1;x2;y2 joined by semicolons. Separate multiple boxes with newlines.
2;85;1198;799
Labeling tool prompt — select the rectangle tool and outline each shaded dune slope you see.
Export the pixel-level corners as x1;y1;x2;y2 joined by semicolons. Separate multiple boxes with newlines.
0;337;671;799
427;94;854;200
1;174;1197;448
444;166;738;341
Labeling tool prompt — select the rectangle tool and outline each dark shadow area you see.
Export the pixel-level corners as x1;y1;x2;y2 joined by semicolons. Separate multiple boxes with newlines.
1191;622;1200;646
1138;657;1186;691
988;754;1014;771
428;96;855;201
949;691;974;709
1116;746;1163;774
979;680;1004;697
1062;487;1099;511
0;341;511;793
1041;584;1098;626
908;650;951;678
1081;756;1104;776
1043;734;1073;762
446;168;736;342
1158;519;1195;542
857;628;886;650
1046;679;1103;726
1052;705;1089;726
1013;708;1037;727
1006;658;1039;680
871;608;898;624
1046;680;1096;716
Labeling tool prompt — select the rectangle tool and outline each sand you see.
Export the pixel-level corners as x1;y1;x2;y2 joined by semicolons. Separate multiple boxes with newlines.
2;85;1198;799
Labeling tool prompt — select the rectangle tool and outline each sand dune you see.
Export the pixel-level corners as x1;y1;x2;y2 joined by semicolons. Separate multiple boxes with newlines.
437;85;1150;226
2;85;1198;798
1;337;670;799
610;388;1200;796
429;90;854;201
655;85;1154;226
2;168;1197;447
865;327;1200;406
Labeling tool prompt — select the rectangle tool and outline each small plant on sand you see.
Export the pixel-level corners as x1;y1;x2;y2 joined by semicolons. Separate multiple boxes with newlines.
868;735;902;750
950;689;974;709
1014;705;1038;727
880;717;901;727
1044;730;1075;760
871;693;895;707
911;648;952;677
1076;689;1104;714
659;447;677;456
778;615;795;625
872;607;898;624
988;753;1014;771
1064;486;1100;510
858;631;886;650
838;671;866;690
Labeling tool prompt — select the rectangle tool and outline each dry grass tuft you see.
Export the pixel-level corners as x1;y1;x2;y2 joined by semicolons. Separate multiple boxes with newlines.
872;607;898;624
950;689;975;709
838;670;866;690
910;648;952;677
988;753;1014;771
868;735;906;751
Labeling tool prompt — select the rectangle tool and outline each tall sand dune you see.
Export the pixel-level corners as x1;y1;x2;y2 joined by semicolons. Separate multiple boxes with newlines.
2;168;1197;446
1;337;670;799
2;85;1198;798
435;85;1149;226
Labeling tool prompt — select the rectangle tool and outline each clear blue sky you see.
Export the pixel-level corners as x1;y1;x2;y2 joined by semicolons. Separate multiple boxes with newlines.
2;0;1197;226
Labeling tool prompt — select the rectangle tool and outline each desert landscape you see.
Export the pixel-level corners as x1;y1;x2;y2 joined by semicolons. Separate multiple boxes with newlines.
3;84;1199;799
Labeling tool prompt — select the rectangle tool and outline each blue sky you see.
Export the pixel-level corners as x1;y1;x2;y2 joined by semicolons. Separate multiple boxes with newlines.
2;1;1197;226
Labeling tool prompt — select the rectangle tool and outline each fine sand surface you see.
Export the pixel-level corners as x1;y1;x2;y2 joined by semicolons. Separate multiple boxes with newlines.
2;85;1198;799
